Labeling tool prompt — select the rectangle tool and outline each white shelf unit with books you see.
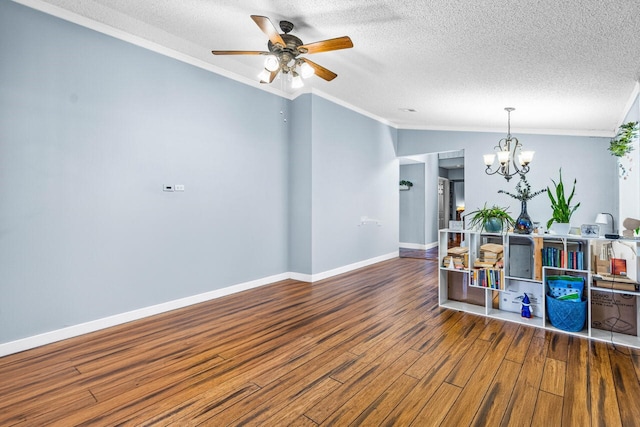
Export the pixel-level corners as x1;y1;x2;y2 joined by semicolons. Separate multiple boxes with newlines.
438;229;640;349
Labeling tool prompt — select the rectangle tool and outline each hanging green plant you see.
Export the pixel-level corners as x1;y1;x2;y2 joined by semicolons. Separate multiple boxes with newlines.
608;121;638;157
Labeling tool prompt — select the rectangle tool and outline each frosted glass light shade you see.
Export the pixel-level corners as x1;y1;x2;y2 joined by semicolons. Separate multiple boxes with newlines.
300;62;315;78
258;68;271;82
291;73;304;89
264;55;279;72
483;154;496;166
519;150;534;165
497;150;510;164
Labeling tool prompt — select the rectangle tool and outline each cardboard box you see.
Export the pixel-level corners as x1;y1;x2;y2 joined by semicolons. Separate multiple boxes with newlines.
593;256;610;275
591;290;638;335
447;271;485;306
499;279;543;318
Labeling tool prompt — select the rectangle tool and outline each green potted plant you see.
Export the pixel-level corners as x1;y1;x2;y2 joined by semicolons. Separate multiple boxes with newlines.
399;180;414;190
546;168;580;234
498;174;546;234
608;121;638;157
467;203;514;232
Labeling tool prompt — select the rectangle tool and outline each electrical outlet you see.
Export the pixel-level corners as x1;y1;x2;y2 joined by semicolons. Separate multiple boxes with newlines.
163;184;174;192
175;184;185;192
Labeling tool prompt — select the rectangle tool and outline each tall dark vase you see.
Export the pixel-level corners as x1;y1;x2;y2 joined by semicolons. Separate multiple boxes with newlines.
514;201;533;234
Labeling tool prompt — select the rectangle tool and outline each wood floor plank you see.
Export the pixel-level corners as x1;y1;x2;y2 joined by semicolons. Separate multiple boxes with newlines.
405;313;483;379
561;336;591;426
505;324;535;363
309;349;422;425
589;341;623;427
539;357;566;396
531;390;563;427
547;332;570;362
409;382;461;426
440;322;520;426
258;377;342;427
445;338;491;387
349;373;419;425
500;336;549;427
470;359;522;427
379;316;494;425
609;344;640;426
1;257;640;425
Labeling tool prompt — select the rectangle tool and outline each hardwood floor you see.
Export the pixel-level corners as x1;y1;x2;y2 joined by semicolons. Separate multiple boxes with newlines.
399;247;438;260
2;257;640;426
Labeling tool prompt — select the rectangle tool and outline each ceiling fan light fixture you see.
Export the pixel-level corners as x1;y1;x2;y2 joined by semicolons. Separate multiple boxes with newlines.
258;68;271;83
291;72;304;89
264;55;280;72
300;61;315;79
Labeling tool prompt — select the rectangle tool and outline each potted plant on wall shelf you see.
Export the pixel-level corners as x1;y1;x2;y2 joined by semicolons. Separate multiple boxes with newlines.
546;168;580;235
467;203;514;233
399;180;414;191
608;121;639;157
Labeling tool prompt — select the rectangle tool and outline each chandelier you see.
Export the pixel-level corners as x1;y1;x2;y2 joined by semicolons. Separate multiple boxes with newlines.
483;107;534;181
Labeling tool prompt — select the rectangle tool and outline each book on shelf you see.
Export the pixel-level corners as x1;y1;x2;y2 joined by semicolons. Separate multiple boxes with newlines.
447;246;468;255
480;243;503;254
592;278;638;292
471;268;505;290
474;260;496;268
611;258;627;276
443;256;466;269
541;247;584;270
482;251;503;260
593;265;638;291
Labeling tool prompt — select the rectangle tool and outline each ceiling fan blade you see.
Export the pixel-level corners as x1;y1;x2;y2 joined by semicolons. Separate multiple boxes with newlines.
260;70;279;84
211;50;269;55
251;15;285;47
300;58;337;81
299;36;353;54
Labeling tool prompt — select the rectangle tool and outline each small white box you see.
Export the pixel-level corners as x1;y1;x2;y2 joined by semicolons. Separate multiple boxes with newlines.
499;280;543;318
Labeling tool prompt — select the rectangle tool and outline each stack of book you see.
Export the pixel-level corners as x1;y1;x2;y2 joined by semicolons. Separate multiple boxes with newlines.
471;243;505;289
442;246;468;269
474;243;504;268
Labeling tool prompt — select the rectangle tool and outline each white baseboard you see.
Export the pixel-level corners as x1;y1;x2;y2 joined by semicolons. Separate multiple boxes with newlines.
399;242;438;250
0;272;290;357
0;252;398;357
308;251;399;282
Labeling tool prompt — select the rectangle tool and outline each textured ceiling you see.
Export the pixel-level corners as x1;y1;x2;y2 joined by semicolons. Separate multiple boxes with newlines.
20;0;640;136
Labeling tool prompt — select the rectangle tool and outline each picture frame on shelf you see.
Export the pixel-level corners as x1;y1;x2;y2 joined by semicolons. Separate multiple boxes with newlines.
449;220;463;231
580;224;600;237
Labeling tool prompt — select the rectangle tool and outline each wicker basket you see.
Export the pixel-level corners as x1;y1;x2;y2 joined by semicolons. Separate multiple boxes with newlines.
546;294;587;332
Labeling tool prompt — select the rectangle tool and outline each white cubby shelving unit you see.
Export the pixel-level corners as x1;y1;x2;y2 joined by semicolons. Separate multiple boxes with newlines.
438;229;640;349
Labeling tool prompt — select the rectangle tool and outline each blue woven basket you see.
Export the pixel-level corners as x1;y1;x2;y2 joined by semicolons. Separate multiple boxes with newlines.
546;294;587;332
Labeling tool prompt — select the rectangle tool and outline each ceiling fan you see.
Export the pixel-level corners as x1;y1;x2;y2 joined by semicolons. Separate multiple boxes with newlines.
212;15;353;87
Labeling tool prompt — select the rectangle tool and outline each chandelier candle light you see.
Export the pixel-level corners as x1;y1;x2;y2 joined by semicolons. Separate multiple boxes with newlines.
484;108;535;181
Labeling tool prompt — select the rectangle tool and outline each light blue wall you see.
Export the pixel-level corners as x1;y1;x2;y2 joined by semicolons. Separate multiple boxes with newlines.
288;95;312;273
398;129;617;234
399;164;425;245
0;2;401;345
311;97;399;274
0;1;291;342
